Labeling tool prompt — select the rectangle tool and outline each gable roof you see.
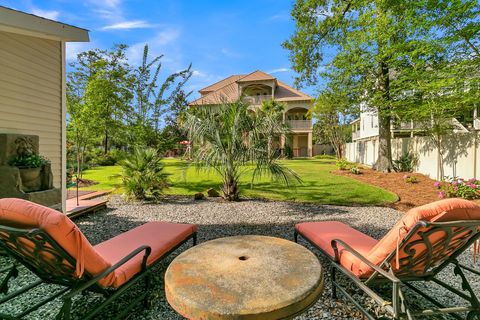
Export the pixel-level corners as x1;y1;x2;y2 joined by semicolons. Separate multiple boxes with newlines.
190;70;312;106
237;70;276;82
199;75;245;93
0;6;89;42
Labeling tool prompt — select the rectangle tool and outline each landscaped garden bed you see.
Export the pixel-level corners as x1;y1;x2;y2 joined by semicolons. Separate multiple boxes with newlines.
334;166;440;212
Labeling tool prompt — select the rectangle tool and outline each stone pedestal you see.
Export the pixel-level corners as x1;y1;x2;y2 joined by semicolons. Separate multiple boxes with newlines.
0;166;61;208
0;133;60;209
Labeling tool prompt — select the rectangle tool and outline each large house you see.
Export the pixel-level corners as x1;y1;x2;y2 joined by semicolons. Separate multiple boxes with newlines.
0;7;89;212
190;70;314;157
347;104;480;179
351;104;478;142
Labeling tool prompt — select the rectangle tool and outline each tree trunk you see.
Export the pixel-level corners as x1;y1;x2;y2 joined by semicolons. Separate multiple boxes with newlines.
373;60;393;172
436;134;445;180
223;174;239;201
104;130;109;155
375;112;393;171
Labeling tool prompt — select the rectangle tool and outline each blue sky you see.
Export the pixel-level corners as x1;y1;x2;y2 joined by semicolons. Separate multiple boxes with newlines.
0;0;317;99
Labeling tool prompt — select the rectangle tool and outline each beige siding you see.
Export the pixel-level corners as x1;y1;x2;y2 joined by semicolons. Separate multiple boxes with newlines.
0;31;62;187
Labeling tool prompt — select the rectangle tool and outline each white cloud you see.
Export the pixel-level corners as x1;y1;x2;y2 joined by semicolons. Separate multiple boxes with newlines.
101;20;157;30
267;68;290;74
126;28;181;66
31;8;60;20
103;0;121;8
65;42;96;62
87;0;123;22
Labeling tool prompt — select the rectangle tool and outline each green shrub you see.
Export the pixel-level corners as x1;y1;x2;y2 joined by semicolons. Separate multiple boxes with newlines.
336;158;349;170
403;174;418;184
89;149;128;166
350;166;361;174
314;154;336;160
120;148;169;201
109;149;128;163
8;154;50;168
393;152;416;172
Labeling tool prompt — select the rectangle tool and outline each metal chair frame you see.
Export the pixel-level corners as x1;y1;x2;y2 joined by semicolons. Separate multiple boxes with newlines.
0;225;197;319
295;220;480;320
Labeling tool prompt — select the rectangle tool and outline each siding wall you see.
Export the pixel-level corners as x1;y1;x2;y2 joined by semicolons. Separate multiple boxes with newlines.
0;31;62;187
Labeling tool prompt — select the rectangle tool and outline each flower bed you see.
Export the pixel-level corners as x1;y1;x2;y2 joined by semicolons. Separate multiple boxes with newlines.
435;177;480;200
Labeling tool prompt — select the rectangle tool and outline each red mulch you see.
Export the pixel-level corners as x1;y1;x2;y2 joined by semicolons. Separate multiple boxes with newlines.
334;167;440;212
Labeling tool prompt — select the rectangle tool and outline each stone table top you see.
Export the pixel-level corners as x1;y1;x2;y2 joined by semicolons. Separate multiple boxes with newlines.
165;235;324;320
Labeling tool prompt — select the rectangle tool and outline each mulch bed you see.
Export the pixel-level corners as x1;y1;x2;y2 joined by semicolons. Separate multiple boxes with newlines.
334;167;440;212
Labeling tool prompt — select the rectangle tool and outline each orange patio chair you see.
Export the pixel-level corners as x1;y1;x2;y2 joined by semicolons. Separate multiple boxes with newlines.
294;198;480;320
0;198;197;319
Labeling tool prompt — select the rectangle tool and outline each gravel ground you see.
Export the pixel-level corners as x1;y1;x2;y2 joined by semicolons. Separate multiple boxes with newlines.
0;196;478;319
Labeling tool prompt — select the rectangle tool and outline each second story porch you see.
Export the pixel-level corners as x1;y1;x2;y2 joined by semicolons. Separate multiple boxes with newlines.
284;107;312;131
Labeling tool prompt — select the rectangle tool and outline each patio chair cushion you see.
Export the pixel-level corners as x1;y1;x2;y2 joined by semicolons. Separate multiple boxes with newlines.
94;221;197;288
295;221;378;276
0;198;115;285
366;198;480;273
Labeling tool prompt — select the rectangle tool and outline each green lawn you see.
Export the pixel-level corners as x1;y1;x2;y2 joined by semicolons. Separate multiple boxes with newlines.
75;159;398;206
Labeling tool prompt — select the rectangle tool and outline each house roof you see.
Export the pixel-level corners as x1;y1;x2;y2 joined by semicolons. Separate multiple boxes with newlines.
190;70;312;106
0;6;89;42
199;75;245;94
237;70;276;82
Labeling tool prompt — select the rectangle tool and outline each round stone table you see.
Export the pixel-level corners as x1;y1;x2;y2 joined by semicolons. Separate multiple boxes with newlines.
165;235;324;320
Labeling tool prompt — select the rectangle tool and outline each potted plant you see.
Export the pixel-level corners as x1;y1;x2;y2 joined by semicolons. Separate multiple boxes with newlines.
8;154;50;192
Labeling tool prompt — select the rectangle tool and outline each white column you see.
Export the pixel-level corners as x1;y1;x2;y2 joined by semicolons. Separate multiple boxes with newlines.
308;132;313;157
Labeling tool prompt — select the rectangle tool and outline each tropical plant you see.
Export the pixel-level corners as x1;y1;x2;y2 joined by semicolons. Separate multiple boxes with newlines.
393;152;417;172
9;154;50;168
182;100;301;201
120;148;169;201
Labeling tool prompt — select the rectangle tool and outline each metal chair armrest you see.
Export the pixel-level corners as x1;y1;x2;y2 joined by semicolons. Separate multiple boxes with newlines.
331;239;400;283
65;245;152;298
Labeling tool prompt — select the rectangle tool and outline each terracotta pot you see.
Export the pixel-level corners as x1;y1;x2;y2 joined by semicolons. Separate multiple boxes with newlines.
19;167;42;192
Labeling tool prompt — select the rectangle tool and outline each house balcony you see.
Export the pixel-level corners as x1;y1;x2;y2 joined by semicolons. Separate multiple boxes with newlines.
352;131;360;140
243;95;272;105
285;120;312;130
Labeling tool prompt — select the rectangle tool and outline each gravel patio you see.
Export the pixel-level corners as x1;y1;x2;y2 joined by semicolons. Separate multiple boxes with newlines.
1;196;478;319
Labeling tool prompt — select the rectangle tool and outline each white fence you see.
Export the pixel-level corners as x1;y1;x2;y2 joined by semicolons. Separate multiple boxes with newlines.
345;133;480;180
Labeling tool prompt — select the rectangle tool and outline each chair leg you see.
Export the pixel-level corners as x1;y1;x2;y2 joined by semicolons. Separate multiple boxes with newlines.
143;272;152;308
294;230;298;243
331;265;337;300
0;265;18;294
57;296;72;320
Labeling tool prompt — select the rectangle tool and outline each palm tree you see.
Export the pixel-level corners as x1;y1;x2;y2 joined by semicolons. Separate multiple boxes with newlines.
182;100;300;201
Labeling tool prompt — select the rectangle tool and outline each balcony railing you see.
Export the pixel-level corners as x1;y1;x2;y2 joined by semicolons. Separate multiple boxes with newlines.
285;120;312;130
243;95;272;105
352;131;360;140
391;120;425;131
